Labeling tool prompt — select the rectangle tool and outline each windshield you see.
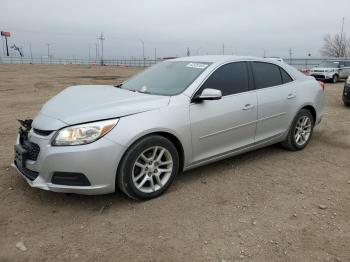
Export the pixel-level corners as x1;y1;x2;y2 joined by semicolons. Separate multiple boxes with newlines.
121;61;211;95
317;61;339;68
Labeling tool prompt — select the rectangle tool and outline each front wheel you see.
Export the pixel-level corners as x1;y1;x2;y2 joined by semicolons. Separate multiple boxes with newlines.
117;135;179;200
332;74;338;83
281;109;314;151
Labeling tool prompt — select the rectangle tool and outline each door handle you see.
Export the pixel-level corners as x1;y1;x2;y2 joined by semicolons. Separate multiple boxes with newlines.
242;104;255;110
287;93;296;99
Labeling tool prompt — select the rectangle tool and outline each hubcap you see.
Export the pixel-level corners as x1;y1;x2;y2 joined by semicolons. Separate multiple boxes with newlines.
294;116;312;146
132;146;173;193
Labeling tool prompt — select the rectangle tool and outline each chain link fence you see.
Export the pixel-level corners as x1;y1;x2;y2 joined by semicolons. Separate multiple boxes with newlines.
1;56;350;69
0;56;158;67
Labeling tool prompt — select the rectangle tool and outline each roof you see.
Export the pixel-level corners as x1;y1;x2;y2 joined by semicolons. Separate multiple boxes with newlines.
173;55;307;80
173;55;269;63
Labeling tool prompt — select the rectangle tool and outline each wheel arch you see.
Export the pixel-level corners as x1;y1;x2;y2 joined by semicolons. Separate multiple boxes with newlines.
301;105;316;124
118;130;186;174
151;131;185;172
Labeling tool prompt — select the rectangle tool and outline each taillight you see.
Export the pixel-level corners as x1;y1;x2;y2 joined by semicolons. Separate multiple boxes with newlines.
317;81;325;91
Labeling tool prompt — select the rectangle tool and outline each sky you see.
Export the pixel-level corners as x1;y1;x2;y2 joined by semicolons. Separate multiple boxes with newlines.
1;0;349;60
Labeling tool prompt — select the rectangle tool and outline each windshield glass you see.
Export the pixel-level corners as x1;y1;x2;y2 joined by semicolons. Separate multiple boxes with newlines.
121;61;211;95
318;61;339;68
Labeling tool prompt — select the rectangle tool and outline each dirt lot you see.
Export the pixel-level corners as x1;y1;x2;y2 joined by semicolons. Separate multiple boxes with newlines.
0;64;349;262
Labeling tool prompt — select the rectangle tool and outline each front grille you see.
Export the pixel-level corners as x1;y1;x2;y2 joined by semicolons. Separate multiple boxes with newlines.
20;139;40;161
33;128;53;136
314;70;325;73
312;75;325;79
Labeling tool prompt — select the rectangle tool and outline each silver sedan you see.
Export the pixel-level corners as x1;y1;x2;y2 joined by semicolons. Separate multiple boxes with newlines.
13;56;325;200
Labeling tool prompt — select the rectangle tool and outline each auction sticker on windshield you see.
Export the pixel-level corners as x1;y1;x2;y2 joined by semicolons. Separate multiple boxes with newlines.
186;63;208;69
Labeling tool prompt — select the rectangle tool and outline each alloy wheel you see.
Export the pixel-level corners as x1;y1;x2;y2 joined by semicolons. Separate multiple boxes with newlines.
294;115;312;146
132;146;173;193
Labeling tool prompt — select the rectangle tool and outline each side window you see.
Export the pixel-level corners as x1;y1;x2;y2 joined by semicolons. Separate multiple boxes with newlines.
280;68;293;84
252;62;283;89
199;62;249;96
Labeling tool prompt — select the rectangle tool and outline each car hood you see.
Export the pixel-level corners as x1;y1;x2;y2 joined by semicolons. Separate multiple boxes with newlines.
32;85;170;130
311;67;338;71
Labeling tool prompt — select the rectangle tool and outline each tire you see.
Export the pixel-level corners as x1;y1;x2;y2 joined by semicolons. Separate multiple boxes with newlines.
332;74;338;83
281;109;314;151
117;135;179;200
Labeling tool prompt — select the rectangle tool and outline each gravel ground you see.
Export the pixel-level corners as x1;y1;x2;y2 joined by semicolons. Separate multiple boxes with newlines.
0;64;349;262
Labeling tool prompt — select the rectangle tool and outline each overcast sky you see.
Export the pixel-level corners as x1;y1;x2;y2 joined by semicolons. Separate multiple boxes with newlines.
1;0;349;59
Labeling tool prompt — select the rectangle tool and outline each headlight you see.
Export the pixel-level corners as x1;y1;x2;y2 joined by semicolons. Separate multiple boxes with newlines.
347;77;350;84
52;119;119;146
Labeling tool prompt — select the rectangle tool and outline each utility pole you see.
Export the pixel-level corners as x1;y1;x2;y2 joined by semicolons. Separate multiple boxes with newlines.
222;43;225;55
97;32;105;65
140;39;145;67
95;43;99;61
5;36;9;56
154;47;157;62
340;17;345;57
29;43;33;61
45;43;51;58
187;47;190;56
88;44;91;62
288;48;293;64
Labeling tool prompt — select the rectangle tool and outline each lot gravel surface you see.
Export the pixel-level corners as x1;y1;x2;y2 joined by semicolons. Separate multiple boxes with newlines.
0;64;349;261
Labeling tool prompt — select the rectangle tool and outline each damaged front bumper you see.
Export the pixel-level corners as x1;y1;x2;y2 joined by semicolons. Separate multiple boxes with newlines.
12;119;125;195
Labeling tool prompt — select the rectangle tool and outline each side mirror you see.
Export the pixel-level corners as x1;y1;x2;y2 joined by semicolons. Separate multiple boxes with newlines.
194;88;222;102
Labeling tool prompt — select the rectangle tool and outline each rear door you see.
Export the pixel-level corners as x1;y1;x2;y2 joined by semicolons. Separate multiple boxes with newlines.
189;62;257;163
251;62;296;142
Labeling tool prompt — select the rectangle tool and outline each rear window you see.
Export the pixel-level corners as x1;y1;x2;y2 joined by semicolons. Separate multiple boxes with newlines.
280;68;293;84
252;62;283;89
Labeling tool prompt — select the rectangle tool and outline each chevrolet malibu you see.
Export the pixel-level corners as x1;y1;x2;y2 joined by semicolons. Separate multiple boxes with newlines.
13;56;325;200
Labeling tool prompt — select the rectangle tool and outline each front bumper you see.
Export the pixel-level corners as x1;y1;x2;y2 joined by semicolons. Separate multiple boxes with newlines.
343;84;350;104
12;129;126;195
310;73;334;80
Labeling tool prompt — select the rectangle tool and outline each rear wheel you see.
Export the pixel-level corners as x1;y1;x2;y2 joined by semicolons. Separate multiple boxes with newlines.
117;135;179;200
281;109;314;151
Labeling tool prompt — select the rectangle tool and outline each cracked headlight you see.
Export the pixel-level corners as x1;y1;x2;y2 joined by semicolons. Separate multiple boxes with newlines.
52;119;119;146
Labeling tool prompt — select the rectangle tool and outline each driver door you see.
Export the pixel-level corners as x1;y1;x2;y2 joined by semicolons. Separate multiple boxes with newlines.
189;62;257;164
